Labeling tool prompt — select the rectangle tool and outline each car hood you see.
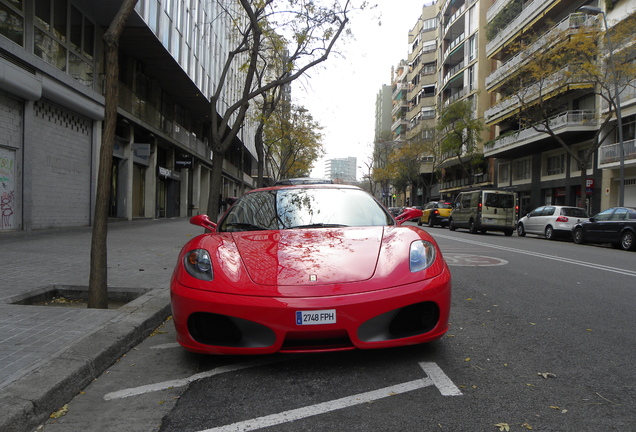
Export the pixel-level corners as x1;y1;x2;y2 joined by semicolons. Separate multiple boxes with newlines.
232;227;383;286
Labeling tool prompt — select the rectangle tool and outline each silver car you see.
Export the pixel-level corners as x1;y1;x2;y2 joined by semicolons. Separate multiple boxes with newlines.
517;205;589;240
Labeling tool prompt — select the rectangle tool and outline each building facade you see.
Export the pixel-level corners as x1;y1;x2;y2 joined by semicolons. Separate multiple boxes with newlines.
325;157;357;183
0;0;257;231
484;0;636;215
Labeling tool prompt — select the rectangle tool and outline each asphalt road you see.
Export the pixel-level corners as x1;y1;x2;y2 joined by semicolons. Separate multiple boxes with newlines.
39;225;636;432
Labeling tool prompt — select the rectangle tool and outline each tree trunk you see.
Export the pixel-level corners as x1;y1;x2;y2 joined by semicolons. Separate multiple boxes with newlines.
88;0;138;309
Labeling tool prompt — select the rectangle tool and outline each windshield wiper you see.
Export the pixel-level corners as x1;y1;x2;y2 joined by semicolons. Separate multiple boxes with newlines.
224;222;268;231
290;223;349;229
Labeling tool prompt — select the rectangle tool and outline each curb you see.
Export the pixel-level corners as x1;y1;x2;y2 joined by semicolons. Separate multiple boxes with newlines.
0;289;172;432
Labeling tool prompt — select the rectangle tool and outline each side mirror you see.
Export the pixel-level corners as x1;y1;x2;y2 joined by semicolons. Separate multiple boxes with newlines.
395;207;423;225
190;214;217;232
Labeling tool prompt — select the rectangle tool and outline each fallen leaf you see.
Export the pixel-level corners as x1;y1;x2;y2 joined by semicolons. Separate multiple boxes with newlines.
538;372;557;379
50;405;69;419
494;423;510;431
549;405;560;410
521;423;533;430
465;357;471;362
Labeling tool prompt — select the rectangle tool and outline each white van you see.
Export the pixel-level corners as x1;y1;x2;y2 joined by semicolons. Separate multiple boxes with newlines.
448;189;518;236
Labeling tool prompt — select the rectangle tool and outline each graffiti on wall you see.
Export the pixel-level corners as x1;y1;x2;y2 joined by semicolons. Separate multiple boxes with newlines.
0;148;15;229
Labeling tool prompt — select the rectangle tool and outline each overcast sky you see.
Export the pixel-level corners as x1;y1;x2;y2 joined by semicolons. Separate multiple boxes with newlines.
292;1;428;179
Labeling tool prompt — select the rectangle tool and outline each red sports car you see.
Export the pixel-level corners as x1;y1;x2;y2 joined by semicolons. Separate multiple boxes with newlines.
170;183;451;355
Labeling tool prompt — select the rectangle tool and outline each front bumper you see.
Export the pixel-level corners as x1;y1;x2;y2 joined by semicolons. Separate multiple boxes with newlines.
170;272;451;355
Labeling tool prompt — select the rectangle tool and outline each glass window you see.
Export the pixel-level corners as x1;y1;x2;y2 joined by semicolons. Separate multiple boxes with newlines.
53;0;66;41
561;207;588;218
34;27;66;70
0;1;24;45
34;0;51;30
546;154;565;175
594;208;614;221
484;192;515;209
611;208;628;220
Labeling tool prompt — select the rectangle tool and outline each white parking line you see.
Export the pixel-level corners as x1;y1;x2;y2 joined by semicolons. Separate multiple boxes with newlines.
435;233;636;277
198;362;461;432
103;356;300;400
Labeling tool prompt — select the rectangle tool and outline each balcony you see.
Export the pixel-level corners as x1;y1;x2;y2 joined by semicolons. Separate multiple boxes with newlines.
486;13;597;91
598;139;636;168
443;61;465;88
443;4;465;36
442;32;465;62
601;77;636;113
485;110;598;157
486;0;552;58
392;100;407;117
485;65;592;124
392;83;412;100
391;117;409;132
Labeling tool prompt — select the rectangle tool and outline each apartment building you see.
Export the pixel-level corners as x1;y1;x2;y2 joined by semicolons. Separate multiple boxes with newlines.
0;0;257;231
436;0;493;196
406;2;438;203
390;60;410;142
485;0;636;214
325;157;357;183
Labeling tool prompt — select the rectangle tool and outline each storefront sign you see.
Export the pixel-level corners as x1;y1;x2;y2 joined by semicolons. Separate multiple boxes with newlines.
175;152;193;168
157;166;181;181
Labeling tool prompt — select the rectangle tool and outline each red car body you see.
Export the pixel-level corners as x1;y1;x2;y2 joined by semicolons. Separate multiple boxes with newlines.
170;184;451;355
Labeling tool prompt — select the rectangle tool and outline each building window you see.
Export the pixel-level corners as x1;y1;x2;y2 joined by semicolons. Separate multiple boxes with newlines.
499;162;510;184
0;0;24;46
33;0;95;87
546;153;566;176
513;158;531;181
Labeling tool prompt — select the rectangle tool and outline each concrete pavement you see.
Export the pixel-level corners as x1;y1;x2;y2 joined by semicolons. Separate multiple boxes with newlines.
0;218;203;432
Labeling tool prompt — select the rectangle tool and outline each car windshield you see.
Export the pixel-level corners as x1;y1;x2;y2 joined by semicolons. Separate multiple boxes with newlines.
437;203;452;209
219;187;393;231
561;207;589;218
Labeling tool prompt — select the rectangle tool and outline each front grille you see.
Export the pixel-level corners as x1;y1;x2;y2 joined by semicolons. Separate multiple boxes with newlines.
188;312;242;345
388;302;439;338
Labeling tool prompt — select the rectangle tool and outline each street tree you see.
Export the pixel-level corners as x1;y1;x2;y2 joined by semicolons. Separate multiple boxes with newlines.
88;0;138;309
264;104;325;181
205;0;362;220
498;12;636;207
436;99;485;186
386;139;432;206
372;132;395;206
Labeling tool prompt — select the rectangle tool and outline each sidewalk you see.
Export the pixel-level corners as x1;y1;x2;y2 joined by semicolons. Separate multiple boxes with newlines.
0;218;203;432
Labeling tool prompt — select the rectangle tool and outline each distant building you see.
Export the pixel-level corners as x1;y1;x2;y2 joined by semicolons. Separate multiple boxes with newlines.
325;157;357;183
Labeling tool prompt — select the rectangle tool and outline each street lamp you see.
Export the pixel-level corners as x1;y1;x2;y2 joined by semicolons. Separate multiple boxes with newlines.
578;5;625;206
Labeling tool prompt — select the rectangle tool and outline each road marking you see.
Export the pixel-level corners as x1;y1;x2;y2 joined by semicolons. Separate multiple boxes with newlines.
103;356;299;401
149;342;181;350
197;362;461;432
444;253;508;267
435;233;636;277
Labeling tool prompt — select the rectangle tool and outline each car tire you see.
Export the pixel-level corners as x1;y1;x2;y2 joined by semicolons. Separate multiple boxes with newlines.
469;219;478;234
573;227;585;244
417;220;422;226
504;229;513;237
428;217;434;228
517;223;526;237
449;219;456;231
545;225;554;240
621;230;635;251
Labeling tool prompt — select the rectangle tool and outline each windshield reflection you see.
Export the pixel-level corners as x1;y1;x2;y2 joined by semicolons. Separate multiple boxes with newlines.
219;188;393;232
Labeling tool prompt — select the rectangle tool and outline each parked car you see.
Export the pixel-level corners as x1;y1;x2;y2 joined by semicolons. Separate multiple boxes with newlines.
572;207;636;251
388;207;403;217
517;205;589;240
449;189;518;236
418;201;453;228
170;183;451;355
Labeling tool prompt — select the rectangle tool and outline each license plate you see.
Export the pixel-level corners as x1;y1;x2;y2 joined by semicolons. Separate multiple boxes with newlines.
296;309;336;325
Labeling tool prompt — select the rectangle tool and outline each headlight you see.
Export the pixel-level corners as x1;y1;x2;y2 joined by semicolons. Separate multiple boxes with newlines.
184;249;213;281
410;240;436;272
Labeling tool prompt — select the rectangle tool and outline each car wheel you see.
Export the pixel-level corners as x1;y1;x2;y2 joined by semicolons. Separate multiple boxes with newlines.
504;229;513;237
573;227;585;244
428;217;434;228
545;225;554;240
621;230;636;251
469;219;478;234
449;219;456;231
417;220;422;226
517;223;526;237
